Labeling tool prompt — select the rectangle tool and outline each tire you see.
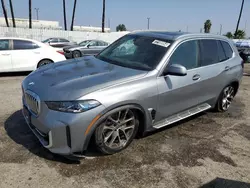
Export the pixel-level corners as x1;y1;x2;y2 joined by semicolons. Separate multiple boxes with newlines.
94;108;139;154
72;50;82;58
37;59;53;68
214;85;235;112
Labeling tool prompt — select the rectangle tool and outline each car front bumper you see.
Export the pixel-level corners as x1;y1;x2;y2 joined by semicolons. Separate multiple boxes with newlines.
22;97;105;156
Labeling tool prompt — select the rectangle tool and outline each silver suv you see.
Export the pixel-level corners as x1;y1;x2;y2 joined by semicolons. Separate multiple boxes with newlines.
22;31;243;156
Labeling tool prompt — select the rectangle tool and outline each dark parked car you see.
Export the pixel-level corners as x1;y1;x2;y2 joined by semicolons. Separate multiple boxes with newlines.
42;38;77;48
63;39;109;59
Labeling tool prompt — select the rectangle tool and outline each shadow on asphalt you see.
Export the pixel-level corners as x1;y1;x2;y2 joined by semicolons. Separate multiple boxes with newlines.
200;177;250;188
4;109;204;163
0;72;31;77
4;110;81;164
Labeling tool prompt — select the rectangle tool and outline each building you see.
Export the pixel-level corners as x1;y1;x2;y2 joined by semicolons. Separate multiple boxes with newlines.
0;17;61;29
0;17;110;32
73;25;110;32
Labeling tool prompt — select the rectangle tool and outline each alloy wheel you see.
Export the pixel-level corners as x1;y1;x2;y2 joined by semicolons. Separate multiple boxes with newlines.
102;109;136;149
222;86;235;111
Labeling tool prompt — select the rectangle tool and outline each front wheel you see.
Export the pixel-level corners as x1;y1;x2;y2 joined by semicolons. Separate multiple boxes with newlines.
94;108;139;154
215;85;235;112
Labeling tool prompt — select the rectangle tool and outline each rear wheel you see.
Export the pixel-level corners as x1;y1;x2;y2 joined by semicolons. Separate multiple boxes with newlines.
72;50;82;58
215;85;235;112
95;108;139;154
37;59;53;68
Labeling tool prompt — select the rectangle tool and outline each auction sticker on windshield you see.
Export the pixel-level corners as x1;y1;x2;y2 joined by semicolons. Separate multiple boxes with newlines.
152;40;170;48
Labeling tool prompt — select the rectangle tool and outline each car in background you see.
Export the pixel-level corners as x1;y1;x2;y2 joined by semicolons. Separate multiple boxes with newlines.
0;37;66;72
22;32;242;156
42;38;77;48
63;39;109;59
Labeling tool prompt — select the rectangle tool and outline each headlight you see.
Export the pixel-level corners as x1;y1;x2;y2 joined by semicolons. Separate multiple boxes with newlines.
45;100;101;113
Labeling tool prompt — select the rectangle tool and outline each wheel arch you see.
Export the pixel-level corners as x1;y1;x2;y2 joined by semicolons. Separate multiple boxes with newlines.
37;58;54;68
82;103;151;152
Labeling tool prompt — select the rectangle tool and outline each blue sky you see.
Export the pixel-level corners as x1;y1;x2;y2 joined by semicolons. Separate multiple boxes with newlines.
1;0;250;36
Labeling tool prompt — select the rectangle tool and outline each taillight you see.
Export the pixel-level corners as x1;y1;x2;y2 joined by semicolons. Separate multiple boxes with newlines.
57;51;64;55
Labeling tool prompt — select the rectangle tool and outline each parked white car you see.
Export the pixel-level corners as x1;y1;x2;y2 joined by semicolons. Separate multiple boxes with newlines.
0;37;66;72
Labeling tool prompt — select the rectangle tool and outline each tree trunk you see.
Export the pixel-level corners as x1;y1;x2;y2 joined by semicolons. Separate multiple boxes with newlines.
9;0;15;27
1;0;9;27
29;0;32;28
235;0;245;38
70;0;77;31
102;0;105;33
63;0;67;30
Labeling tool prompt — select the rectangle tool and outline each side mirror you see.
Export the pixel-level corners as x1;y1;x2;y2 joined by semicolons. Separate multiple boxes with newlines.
164;64;187;76
87;44;90;48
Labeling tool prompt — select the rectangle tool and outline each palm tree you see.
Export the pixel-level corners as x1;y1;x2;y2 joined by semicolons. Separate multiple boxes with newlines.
1;0;9;27
234;29;246;39
29;0;32;28
224;32;233;39
9;0;15;27
234;0;245;38
204;20;212;33
63;0;67;30
102;0;105;33
70;0;77;31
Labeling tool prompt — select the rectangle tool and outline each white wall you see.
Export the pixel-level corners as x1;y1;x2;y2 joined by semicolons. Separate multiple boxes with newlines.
0;26;130;43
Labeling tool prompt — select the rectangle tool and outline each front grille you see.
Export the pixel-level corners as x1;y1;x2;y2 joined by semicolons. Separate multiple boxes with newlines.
24;91;40;116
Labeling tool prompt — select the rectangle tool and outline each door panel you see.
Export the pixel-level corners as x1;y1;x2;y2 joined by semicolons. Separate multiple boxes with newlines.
0;39;12;72
156;69;205;122
155;40;202;123
11;40;41;71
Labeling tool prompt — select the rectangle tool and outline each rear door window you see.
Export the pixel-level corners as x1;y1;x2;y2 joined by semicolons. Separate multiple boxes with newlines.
199;39;219;66
13;40;39;50
59;38;69;42
50;38;58;43
217;41;227;62
221;41;233;59
168;40;199;70
0;40;10;51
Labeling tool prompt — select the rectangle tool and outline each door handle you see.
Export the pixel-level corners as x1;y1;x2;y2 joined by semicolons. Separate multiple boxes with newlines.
225;66;230;71
33;52;40;54
192;74;200;81
1;53;10;56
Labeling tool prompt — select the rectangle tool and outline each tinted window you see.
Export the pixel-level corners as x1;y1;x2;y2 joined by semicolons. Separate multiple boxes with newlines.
50;38;58;42
59;38;69;42
168;40;199;70
221;41;233;59
89;41;98;46
0;40;9;51
97;41;104;46
199;40;219;66
217;41;227;62
13;40;39;50
97;35;172;71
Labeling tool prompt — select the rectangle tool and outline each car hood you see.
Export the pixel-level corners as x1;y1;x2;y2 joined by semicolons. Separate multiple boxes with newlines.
22;56;148;101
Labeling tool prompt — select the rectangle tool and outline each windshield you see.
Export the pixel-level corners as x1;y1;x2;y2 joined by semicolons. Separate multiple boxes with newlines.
79;40;91;46
96;34;172;71
42;39;50;43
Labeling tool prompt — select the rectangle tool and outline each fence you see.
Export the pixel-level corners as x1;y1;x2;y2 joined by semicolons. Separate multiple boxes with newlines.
0;26;130;43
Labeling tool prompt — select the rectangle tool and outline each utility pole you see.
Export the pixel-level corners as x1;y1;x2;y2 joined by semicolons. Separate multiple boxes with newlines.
147;17;150;30
186;25;189;32
220;24;222;35
34;8;39;20
1;0;9;27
